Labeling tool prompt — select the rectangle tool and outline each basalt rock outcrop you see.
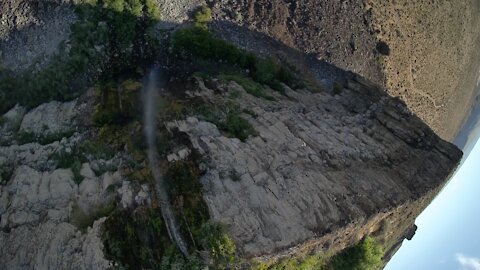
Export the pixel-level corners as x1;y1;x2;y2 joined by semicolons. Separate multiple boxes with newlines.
168;74;461;260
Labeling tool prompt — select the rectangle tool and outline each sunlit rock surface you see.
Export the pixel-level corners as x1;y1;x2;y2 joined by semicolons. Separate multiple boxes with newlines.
168;75;461;259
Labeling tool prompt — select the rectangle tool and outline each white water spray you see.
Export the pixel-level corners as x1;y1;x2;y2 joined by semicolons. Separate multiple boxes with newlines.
143;67;189;256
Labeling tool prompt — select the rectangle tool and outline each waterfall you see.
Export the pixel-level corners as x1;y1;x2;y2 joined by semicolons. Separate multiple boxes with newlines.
143;67;189;256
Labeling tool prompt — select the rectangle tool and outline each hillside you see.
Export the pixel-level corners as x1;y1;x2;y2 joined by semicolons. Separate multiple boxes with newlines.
0;1;466;269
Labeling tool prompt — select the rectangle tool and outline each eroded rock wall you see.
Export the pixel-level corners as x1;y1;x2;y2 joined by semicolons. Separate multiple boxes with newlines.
0;98;144;269
168;75;461;259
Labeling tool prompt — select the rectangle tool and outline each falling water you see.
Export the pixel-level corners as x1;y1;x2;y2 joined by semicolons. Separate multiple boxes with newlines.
143;67;189;256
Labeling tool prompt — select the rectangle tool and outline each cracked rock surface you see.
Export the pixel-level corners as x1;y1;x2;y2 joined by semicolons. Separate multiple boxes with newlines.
169;75;461;258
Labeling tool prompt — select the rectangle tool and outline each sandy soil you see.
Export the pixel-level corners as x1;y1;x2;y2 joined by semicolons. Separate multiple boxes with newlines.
367;0;480;140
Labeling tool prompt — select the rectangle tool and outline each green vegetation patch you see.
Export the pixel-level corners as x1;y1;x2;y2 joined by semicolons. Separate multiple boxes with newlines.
52;149;85;184
219;73;274;100
253;253;329;270
102;160;237;269
92;79;142;126
193;5;212;29
256;236;383;270
165;160;238;267
219;113;256;142
0;0;161;114
329;236;383;270
190;102;256;142
102;207;205;269
172;25;304;94
165;161;210;247
14;130;75;145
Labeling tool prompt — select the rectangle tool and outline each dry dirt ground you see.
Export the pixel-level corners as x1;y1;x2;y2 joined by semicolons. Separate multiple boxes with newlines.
367;0;480;141
212;0;480;141
212;0;386;86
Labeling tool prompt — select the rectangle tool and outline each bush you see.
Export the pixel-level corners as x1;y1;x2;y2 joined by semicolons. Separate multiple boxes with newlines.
164;161;239;268
92;79;141;126
172;27;301;94
199;222;236;267
254;253;328;270
190;102;256;141
103;208;176;269
193;5;212;29
145;0;161;20
220;113;256;142
219;74;274;100
14;130;75;145
52;149;85;184
79;140;115;160
330;237;383;270
172;26;246;64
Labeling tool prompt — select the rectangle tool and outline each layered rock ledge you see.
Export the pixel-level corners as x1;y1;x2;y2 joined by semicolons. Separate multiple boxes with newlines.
168;74;462;260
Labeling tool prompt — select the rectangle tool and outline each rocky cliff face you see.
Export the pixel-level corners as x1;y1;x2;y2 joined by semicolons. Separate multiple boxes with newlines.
0;99;108;268
0;96;152;269
168;74;461;261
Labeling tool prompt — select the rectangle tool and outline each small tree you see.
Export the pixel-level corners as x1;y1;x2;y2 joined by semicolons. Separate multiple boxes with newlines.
193;5;212;29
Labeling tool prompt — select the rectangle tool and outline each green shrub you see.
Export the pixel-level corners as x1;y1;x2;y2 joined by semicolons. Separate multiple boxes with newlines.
172;26;245;64
220;113;256;142
190;102;256;141
165;161;210;243
199;222;236;267
252;59;276;85
164;161;239;268
219;74;274;100
103;208;176;269
254;253;328;270
145;0;161;20
192;71;212;80
92;79;141;126
242;108;258;118
330;236;383;270
71;159;84;184
255;237;382;270
0;165;14;184
79;140;115;160
14;130;76;145
193;5;212;29
172;27;301;94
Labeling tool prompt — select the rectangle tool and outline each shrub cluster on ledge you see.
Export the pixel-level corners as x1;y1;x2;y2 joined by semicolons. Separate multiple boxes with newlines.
190;101;257;142
171;8;304;94
255;236;383;270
